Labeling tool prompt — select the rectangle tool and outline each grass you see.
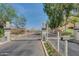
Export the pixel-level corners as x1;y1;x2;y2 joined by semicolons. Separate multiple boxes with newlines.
0;28;4;38
61;29;74;36
44;41;60;56
66;29;73;33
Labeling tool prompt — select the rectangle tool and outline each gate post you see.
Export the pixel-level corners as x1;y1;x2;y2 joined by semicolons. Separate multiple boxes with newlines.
4;21;11;41
65;40;68;56
74;23;79;40
63;36;70;56
57;31;60;52
46;23;48;41
41;22;47;41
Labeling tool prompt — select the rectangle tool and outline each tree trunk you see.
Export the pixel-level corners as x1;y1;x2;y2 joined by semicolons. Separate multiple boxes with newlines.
74;24;75;29
64;17;67;32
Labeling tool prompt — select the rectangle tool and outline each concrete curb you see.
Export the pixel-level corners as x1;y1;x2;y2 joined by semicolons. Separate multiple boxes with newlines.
0;41;9;46
41;40;49;56
68;39;79;44
61;36;79;44
47;40;62;56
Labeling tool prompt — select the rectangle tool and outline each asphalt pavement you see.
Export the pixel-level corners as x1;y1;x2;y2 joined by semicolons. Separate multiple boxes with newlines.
48;33;79;56
0;34;45;56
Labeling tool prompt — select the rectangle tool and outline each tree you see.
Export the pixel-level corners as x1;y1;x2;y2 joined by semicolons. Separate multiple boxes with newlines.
0;4;16;26
69;16;79;28
43;4;78;53
43;3;77;30
63;4;76;31
43;4;65;29
0;4;17;37
14;16;26;28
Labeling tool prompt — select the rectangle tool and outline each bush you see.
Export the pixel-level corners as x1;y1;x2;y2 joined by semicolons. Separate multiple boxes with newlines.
0;28;4;37
70;34;74;37
61;29;73;36
44;41;59;56
61;32;72;36
11;29;25;34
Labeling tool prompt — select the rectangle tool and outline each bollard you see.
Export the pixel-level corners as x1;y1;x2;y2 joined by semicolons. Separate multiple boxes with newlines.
65;40;68;56
46;23;48;40
62;36;69;56
41;22;47;41
57;31;60;52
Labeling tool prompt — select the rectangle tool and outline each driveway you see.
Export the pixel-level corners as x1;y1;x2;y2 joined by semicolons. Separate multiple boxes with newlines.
0;34;45;56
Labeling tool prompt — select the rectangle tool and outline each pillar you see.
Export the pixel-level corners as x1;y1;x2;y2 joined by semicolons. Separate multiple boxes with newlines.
4;21;11;41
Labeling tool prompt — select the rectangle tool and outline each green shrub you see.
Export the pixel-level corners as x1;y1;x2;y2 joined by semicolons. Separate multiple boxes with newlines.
61;29;73;36
70;34;74;37
0;28;4;37
44;42;59;56
61;32;72;35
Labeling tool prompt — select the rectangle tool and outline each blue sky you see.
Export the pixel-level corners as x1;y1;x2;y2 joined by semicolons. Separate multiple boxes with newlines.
11;3;48;30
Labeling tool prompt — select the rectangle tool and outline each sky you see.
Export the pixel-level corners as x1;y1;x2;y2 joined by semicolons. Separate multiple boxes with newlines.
11;3;48;30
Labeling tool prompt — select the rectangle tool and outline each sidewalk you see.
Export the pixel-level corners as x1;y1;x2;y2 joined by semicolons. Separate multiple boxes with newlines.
0;37;9;45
